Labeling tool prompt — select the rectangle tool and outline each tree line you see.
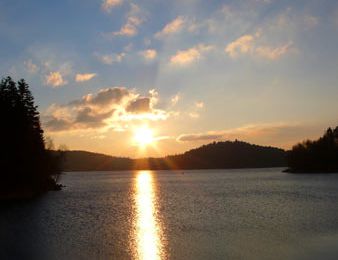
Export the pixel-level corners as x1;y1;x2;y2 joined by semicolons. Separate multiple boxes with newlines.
287;127;338;173
62;141;287;171
0;77;62;199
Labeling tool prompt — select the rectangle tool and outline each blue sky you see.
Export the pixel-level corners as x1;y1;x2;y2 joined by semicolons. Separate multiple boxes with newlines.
1;0;338;157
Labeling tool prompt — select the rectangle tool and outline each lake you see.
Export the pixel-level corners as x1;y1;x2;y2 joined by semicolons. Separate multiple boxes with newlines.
1;168;338;260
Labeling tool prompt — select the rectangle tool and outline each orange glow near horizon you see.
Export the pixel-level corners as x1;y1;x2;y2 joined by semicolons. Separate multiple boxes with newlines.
134;171;165;260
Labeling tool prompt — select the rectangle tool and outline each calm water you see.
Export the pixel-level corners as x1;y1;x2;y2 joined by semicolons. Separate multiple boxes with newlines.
2;168;338;260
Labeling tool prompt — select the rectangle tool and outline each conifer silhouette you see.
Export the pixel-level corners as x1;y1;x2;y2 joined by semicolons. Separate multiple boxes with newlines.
0;77;61;197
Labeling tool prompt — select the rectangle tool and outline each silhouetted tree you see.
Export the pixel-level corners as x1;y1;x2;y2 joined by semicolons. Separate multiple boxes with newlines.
287;127;338;173
0;77;61;198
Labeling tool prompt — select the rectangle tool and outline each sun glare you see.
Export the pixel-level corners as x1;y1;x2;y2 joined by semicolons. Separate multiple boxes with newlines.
134;171;164;260
133;126;155;147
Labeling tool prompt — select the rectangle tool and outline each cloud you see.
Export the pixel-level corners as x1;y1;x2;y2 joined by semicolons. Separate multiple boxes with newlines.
75;73;97;82
303;15;319;28
97;53;125;64
170;44;213;66
45;71;67;87
44;117;71;132
176;123;314;148
154;16;202;38
75;107;114;126
126;97;151;113
101;0;122;13
188;112;200;119
225;34;292;60
71;87;130;106
178;132;222;142
24;60;39;74
171;94;180;106
225;34;255;58
112;3;144;37
255;42;293;60
195;101;204;108
44;87;168;132
139;49;157;60
155;16;186;38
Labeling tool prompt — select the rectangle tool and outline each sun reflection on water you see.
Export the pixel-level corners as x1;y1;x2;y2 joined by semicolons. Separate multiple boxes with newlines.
134;171;164;260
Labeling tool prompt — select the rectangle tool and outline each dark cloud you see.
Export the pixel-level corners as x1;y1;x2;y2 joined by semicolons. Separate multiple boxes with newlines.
75;107;115;126
70;87;130;107
126;97;151;113
44;117;72;131
44;87;167;132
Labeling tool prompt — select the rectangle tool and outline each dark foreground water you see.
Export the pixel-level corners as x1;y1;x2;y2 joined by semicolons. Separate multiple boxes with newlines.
2;168;338;260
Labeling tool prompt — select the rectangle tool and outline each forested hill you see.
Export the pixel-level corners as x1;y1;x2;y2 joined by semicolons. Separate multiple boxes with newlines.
162;140;286;170
61;141;287;171
60;150;132;171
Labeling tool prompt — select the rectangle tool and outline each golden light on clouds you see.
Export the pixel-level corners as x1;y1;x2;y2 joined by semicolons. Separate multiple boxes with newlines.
101;0;122;13
155;16;185;38
225;33;292;60
170;44;213;66
45;71;67;88
75;73;97;82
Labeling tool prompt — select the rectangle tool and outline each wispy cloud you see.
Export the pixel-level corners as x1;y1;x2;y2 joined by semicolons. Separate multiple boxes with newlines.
101;0;122;13
176;122;315;149
139;49;157;60
112;3;144;37
170;44;213;66
225;34;255;58
97;53;125;64
75;73;97;82
171;94;180;106
303;15;319;28
45;71;67;87
188;112;200;119
225;33;293;60
195;101;204;109
24;60;39;74
255;42;293;60
155;16;186;38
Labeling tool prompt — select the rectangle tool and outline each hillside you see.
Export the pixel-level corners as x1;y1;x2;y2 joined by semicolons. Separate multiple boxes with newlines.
61;140;287;171
164;140;286;169
61;150;132;171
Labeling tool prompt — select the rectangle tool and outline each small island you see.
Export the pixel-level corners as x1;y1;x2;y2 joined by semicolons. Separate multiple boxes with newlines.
0;77;62;200
285;126;338;173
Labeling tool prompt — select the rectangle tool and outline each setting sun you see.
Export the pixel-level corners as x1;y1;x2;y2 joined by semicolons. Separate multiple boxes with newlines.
133;126;155;147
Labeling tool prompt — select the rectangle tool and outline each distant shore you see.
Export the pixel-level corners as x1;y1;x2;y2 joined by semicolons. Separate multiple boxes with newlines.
283;168;338;174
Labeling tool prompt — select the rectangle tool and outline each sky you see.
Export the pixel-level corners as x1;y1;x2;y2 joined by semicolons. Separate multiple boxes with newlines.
1;0;338;158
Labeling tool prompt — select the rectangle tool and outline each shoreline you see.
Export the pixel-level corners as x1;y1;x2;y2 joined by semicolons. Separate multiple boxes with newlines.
283;168;338;174
0;183;63;201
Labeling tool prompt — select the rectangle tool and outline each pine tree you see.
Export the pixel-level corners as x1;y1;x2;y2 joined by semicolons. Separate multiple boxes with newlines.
0;77;61;198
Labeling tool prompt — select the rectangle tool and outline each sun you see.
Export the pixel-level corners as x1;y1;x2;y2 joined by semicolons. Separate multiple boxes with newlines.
133;126;155;147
